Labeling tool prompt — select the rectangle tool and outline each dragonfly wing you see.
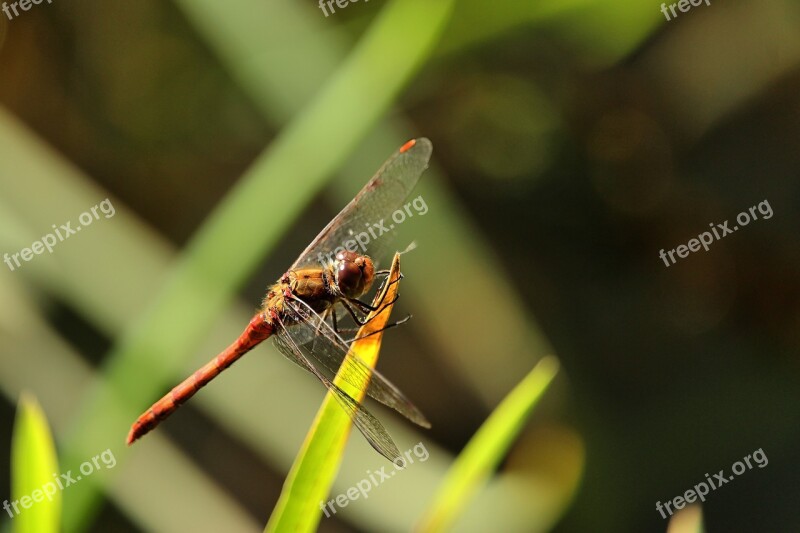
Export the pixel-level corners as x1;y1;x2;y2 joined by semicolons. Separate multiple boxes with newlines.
272;312;402;462
280;296;430;428
290;138;432;269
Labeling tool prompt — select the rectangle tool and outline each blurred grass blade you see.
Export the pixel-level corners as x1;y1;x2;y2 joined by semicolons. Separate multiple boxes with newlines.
11;393;61;533
266;253;404;533
417;356;560;532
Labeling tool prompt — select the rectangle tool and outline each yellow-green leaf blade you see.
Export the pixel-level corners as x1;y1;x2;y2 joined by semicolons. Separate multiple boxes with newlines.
10;393;61;533
417;356;560;532
266;253;403;533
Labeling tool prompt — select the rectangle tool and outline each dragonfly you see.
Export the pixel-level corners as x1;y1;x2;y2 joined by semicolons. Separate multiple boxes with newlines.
127;138;433;462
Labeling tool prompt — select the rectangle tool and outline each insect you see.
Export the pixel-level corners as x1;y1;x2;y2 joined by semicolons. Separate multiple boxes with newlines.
127;138;433;461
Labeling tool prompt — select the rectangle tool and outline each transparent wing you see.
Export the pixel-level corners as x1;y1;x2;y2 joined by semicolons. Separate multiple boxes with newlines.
271;310;402;462
290;138;432;269
274;296;430;428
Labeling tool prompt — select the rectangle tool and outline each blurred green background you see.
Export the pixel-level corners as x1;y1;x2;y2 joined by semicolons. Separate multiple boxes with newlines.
1;0;799;531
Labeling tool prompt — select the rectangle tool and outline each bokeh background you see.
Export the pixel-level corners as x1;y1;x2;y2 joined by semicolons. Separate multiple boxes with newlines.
1;0;799;531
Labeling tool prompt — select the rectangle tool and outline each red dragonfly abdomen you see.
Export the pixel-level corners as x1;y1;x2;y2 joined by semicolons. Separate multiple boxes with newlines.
126;312;274;445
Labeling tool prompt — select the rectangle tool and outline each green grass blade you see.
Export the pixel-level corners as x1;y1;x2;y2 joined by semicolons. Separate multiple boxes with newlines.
417;356;560;532
266;254;403;533
10;393;61;533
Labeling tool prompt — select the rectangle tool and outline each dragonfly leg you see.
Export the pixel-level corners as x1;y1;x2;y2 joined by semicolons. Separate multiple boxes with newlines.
310;306;333;353
371;270;403;300
341;298;372;327
333;271;404;332
331;307;339;333
318;300;365;332
346;292;400;316
329;306;357;337
341;294;400;328
375;270;403;283
344;314;413;345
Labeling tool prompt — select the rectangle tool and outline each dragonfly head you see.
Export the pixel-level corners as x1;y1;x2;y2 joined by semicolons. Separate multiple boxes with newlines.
334;251;375;298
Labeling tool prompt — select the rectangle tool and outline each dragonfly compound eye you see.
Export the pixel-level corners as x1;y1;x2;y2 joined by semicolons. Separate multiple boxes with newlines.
335;251;374;298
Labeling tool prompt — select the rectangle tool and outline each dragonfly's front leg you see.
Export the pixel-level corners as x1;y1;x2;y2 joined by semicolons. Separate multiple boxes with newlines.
334;294;411;345
345;292;401;321
342;314;412;345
